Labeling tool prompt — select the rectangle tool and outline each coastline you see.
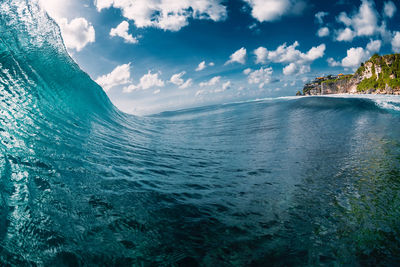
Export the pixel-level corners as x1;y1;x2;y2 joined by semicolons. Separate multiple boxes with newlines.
297;54;400;96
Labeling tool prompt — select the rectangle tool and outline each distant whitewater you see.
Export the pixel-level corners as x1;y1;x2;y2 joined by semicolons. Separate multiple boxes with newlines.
1;0;400;266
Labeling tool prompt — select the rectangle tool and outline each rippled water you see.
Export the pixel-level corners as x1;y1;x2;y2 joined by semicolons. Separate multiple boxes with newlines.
2;0;400;266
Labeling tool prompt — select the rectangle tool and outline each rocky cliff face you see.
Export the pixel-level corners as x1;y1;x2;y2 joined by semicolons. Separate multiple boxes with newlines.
302;54;400;96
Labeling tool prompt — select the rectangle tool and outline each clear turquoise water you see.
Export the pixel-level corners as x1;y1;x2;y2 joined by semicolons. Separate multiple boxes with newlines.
2;1;400;266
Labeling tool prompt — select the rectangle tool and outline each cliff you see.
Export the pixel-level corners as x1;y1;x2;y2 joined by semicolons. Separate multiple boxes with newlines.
300;54;400;96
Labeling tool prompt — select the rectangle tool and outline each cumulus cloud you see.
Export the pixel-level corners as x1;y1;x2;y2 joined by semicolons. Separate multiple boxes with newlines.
180;79;193;89
199;76;221;87
110;21;138;44
335;0;381;42
315;11;328;24
336;27;356;42
94;0;227;31
315;11;330;39
265;41;326;64
254;47;268;64
283;63;310;76
243;0;306;22
282;63;297;76
317;27;330;37
383;1;397;18
225;47;247;65
170;71;193;89
257;41;325;76
96;63;131;91
327;57;341;67
197;79;231;95
366;39;382;53
213;80;232;93
170;72;185;85
222;81;231;91
39;0;69;20
245;67;273;88
123;71;164;93
39;1;95;52
195;61;215;71
327;39;382;69
243;68;252;75
196;61;207;71
341;47;369;68
58;18;95;51
392;32;400;52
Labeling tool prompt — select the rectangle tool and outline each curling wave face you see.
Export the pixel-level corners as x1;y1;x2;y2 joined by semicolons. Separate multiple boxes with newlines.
2;1;400;265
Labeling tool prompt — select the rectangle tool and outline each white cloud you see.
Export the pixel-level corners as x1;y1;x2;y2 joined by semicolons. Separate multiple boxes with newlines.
170;71;186;85
179;78;193;89
243;68;252;75
302;44;326;61
243;0;306;22
260;41;325;75
39;0;69;20
195;89;206;97
336;27;355;41
96;63;131;91
283;63;296;75
95;0;114;11
94;0;227;31
170;71;193;89
335;0;381;42
196;79;231;94
383;1;397;18
317;27;330;37
39;1;95;52
245;67;273;88
315;11;328;24
254;47;268;64
366;39;381;53
265;41;325;64
341;47;369;68
328;39;381;69
110;21;138;44
199;76;221;87
209;62;215;66
58;17;95;51
225;47;247;65
196;61;206;71
222;81;231;91
282;63;310;76
327;57;341;67
123;71;165;93
214;80;232;93
153;89;161;94
392;32;400;52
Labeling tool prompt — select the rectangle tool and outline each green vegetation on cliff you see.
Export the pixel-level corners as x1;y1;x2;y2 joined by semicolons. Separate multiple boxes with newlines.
356;54;400;92
321;74;353;86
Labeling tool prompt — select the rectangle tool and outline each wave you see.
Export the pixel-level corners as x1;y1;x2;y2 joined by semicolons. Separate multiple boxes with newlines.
2;1;400;265
309;94;400;113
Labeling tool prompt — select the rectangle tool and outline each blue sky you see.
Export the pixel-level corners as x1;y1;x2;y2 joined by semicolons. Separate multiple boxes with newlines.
39;0;400;115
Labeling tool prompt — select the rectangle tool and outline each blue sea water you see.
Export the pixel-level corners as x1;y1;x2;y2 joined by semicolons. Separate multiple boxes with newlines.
2;0;400;266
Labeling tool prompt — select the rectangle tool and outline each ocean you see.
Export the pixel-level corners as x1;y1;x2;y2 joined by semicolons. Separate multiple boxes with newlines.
1;0;400;266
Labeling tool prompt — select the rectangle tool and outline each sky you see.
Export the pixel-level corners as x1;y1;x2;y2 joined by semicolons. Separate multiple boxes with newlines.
38;0;400;115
